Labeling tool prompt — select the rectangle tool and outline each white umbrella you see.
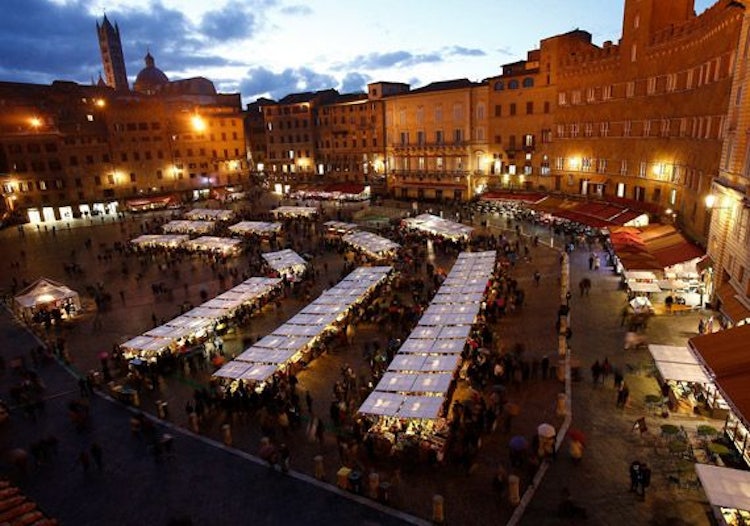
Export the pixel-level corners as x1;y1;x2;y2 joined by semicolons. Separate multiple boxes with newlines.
537;423;556;438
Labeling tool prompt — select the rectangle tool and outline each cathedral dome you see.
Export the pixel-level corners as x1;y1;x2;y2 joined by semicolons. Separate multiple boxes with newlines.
133;52;169;94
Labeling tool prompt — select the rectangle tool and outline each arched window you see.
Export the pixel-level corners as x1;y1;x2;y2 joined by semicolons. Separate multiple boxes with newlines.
494;81;504;91
508;79;520;89
522;77;534;88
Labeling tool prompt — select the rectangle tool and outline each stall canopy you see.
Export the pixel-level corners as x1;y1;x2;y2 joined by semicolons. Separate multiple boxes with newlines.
689;325;750;426
216;266;393;385
183;236;242;255
14;277;81;317
359;250;496;420
695;464;750;512
342;231;401;259
271;206;318;218
228;221;282;237
262;249;308;280
402;214;474;240
162;220;216;235
131;234;190;249
121;277;282;359
184;208;234;221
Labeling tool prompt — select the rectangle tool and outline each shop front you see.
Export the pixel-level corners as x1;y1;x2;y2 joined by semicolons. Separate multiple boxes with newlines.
696;464;750;526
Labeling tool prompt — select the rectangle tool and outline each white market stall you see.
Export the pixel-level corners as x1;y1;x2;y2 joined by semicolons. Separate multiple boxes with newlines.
271;206;318;219
402;213;474;241
162;220;216;235
342;231;401;260
13;277;82;322
228;221;282;237
214;266;393;390
262;249;309;281
130;234;190;249
184;208;235;221
648;344;719;415
359;250;496;456
183;236;243;256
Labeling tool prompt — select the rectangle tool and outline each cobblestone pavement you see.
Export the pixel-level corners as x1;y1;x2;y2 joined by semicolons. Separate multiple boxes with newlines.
0;197;722;525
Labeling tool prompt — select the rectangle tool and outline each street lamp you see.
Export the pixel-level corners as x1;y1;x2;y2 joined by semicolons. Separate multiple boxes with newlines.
191;114;206;133
29;117;42;131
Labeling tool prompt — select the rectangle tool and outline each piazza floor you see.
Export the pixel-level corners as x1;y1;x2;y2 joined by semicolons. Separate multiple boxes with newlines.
0;193;723;525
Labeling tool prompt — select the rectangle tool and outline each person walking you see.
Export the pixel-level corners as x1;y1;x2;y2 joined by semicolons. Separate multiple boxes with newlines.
629;460;641;492
533;270;541;287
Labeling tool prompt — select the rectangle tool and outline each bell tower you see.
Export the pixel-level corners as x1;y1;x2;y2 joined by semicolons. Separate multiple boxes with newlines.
96;15;129;91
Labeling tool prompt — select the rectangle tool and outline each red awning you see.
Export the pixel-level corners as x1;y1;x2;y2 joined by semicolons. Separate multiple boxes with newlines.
716;282;750;325
690;325;750;425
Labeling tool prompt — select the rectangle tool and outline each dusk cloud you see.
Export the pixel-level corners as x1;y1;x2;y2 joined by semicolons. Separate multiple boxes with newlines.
340;72;371;94
447;46;486;57
200;2;258;42
279;4;313;16
345;50;443;71
239;65;337;100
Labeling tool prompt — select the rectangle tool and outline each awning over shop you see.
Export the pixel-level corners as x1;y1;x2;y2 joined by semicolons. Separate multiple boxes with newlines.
654;361;711;383
527;197;650;228
479;191;548;203
125;194;179;211
690;325;750;425
716;282;750;326
648;344;697;364
610;225;704;272
695;464;750;511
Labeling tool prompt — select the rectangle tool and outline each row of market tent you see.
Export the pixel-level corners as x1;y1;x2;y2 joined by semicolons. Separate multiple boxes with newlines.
131;234;243;255
213;266;394;388
120;277;283;360
358;251;496;422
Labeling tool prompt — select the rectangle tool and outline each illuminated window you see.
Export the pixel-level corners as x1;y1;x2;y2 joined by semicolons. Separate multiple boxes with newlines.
617;183;626;198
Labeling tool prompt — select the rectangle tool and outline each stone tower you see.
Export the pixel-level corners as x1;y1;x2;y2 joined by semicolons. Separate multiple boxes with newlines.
96;14;129;91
